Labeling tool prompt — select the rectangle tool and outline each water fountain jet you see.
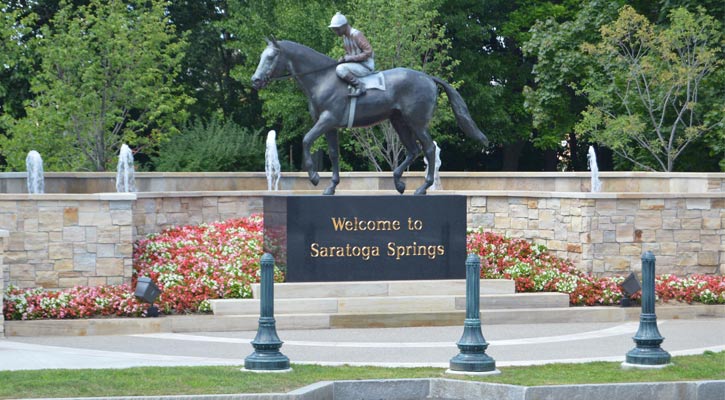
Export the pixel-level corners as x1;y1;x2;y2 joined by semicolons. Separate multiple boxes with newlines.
116;144;136;193
588;146;602;192
25;150;44;194
265;130;281;191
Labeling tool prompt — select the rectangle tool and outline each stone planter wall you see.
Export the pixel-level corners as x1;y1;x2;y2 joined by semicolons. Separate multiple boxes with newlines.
1;189;723;291
0;194;135;289
468;193;724;276
133;192;264;237
1;229;8;336
2;171;724;194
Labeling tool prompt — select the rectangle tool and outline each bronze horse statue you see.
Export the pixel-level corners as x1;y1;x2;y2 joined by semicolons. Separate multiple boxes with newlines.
251;38;488;195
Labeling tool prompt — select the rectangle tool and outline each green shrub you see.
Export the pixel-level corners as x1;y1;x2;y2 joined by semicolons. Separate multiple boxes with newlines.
153;116;265;172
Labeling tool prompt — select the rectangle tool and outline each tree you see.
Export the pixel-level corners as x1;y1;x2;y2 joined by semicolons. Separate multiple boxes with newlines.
439;0;583;171
576;6;724;171
347;0;458;171
0;7;28;116
0;0;193;171
522;1;623;171
222;0;339;171
166;0;261;128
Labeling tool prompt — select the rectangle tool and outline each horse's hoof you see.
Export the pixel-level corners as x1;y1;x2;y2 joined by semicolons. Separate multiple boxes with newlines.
414;188;427;195
395;181;406;194
323;186;336;195
310;172;320;186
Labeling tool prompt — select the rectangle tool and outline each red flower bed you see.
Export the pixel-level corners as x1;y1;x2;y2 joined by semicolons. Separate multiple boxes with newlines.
132;214;277;314
3;220;723;320
4;215;281;320
467;228;725;306
3;285;146;320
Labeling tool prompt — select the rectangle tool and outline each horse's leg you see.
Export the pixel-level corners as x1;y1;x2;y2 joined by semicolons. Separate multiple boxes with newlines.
390;114;421;194
403;116;436;195
412;130;436;195
302;112;336;186
323;130;340;195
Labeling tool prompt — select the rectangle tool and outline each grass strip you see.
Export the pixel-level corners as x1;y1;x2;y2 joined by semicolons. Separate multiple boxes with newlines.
0;351;722;399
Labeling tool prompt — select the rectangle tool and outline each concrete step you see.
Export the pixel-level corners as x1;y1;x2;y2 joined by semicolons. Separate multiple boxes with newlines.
6;304;723;336
251;279;515;299
208;292;570;316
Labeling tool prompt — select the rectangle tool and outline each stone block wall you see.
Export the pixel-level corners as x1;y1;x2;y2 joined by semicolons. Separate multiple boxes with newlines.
1;190;723;292
0;194;135;289
468;193;724;276
133;193;263;237
1;229;8;336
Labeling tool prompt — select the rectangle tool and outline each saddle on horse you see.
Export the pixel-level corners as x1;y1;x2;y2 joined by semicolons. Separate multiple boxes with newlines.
345;72;386;127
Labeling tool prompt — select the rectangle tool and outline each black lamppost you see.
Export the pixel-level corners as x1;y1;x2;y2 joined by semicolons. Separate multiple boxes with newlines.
622;251;671;368
244;253;291;372
448;253;499;375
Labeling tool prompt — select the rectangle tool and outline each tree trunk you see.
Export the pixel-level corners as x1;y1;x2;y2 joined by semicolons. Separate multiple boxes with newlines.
502;140;524;171
542;149;557;171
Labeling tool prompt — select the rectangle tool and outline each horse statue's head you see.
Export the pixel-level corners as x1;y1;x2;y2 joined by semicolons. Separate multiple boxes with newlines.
251;37;287;90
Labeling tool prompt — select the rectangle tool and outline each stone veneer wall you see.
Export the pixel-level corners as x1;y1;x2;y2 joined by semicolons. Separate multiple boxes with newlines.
132;191;724;277
133;193;264;237
467;193;724;276
1;190;723;290
0;194;135;289
1;229;8;336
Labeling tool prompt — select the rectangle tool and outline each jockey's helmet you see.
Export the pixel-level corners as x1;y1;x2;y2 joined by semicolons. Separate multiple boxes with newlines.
329;12;348;28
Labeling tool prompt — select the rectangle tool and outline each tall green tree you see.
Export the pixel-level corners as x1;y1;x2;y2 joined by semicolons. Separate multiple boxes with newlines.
222;0;340;170
439;0;582;171
0;0;192;171
167;0;261;128
0;7;28;115
576;6;724;171
0;5;36;151
522;1;623;171
347;0;458;171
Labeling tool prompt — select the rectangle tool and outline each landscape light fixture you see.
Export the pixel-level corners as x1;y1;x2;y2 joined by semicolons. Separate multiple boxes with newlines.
134;276;161;317
620;272;641;307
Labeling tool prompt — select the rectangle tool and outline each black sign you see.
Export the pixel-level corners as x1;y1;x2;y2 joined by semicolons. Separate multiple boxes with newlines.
264;195;466;282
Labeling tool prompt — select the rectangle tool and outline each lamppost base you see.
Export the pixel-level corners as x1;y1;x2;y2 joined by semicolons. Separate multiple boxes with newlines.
621;361;672;370
624;347;671;367
449;353;497;373
241;367;293;373
446;368;501;376
244;352;291;372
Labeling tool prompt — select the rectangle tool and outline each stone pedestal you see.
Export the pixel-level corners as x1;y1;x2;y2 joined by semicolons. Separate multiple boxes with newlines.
264;195;466;282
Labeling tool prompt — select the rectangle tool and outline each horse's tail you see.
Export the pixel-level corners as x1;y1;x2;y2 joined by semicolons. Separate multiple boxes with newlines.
432;77;489;146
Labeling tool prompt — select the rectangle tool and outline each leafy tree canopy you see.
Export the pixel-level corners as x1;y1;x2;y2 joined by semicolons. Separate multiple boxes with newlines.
576;6;724;171
1;0;193;171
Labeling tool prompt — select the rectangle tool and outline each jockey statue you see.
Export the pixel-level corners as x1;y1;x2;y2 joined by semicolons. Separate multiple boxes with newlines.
329;12;375;97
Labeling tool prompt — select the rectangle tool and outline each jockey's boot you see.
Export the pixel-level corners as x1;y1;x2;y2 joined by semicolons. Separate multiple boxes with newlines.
343;73;366;96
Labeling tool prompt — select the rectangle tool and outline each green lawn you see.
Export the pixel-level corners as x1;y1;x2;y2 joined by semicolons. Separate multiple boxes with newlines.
1;351;723;399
